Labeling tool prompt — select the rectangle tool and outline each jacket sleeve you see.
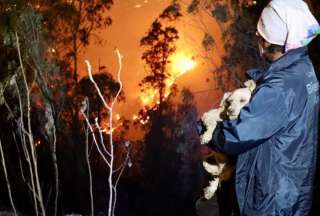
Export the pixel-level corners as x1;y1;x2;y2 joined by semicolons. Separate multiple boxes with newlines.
209;85;289;155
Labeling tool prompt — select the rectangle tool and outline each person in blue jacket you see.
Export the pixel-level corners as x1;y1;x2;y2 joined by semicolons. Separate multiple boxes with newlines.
209;0;320;215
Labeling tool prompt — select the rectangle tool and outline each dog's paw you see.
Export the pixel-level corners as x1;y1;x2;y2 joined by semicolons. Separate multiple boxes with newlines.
202;108;223;125
203;179;219;200
203;161;225;176
200;128;214;145
203;161;220;175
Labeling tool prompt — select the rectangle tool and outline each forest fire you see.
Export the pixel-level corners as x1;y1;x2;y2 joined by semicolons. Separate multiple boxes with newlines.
1;1;319;216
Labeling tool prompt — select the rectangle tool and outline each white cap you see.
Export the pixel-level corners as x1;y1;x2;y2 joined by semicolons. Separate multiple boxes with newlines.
257;0;320;52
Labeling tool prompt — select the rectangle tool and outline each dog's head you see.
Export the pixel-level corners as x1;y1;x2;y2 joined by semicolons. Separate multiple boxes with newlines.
225;88;252;120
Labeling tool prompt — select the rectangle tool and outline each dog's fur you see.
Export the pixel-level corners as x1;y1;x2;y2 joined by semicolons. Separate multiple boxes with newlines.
200;80;256;200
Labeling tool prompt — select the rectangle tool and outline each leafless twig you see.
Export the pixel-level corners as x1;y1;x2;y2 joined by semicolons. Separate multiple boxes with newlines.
82;49;130;216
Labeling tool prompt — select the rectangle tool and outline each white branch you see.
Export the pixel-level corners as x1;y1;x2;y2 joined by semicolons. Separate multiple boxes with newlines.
111;49;123;107
81;112;111;168
85;60;111;111
15;32;46;216
84;48;125;216
94;118;112;158
0;139;17;216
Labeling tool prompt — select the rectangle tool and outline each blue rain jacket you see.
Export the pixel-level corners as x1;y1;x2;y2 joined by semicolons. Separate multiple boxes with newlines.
211;47;319;216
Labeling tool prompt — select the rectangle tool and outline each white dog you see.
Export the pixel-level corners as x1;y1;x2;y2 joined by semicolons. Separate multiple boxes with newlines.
200;80;256;200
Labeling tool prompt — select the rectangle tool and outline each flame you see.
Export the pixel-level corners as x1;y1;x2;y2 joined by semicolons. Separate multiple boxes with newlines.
165;78;175;87
132;114;138;121
140;88;157;106
139;53;196;107
170;53;196;78
115;114;121;121
104;127;117;135
101;125;119;135
140;119;149;125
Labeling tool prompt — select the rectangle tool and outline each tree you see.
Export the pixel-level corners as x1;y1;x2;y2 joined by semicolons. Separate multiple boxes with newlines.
41;0;113;82
76;71;125;122
142;88;203;216
139;2;182;107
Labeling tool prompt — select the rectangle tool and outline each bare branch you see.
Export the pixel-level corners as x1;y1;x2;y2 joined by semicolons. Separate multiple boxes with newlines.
84;48;126;216
15;31;46;216
0;139;18;216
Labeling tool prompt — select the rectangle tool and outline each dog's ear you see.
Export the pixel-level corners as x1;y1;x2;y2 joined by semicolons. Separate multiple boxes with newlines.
244;80;256;92
220;92;231;107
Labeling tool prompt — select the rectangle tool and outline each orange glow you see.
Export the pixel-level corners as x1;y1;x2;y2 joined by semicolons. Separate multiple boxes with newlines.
165;78;175;87
170;53;196;78
132;115;138;121
115;114;121;121
102;126;119;135
140;88;157;106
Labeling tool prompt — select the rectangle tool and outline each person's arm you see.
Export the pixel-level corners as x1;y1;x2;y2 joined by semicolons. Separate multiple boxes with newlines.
209;85;289;155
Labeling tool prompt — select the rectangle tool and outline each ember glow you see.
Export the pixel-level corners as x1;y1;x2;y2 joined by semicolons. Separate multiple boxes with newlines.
35;140;41;147
140;88;157;106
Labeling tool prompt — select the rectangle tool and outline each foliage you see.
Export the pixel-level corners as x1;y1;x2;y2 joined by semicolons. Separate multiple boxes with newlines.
202;33;215;51
211;3;228;23
41;0;114;82
76;72;125;121
139;2;182;106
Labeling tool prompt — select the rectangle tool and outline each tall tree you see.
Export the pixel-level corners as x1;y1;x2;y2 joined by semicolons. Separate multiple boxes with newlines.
142;88;202;216
139;2;182;108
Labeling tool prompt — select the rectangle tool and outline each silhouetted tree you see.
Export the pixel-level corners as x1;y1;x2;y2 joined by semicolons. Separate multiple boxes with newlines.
139;2;182;107
142;88;202;216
